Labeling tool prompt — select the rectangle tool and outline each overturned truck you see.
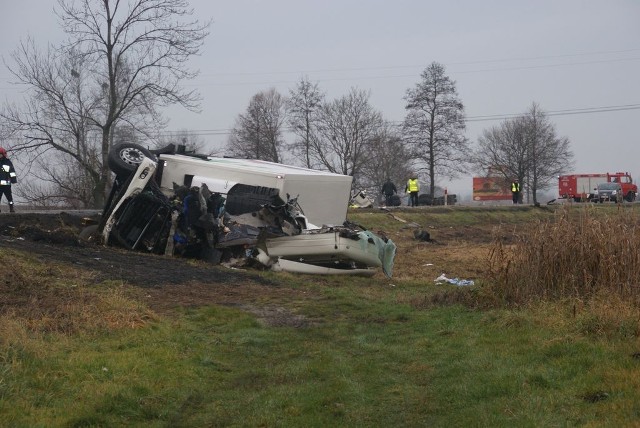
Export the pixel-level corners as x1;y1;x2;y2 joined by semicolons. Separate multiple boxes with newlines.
96;143;396;277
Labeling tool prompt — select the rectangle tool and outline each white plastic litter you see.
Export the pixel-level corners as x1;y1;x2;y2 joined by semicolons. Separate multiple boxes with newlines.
434;273;475;286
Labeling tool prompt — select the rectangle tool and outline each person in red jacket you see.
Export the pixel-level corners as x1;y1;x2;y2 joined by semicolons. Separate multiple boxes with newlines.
0;147;17;213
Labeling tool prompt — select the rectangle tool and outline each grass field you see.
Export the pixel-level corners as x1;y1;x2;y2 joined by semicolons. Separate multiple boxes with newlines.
2;204;640;426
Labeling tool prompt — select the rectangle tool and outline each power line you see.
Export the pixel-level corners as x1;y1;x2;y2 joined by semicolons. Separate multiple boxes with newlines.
156;103;640;135
2;48;639;87
173;57;640;88
114;103;640;137
1;102;637;142
175;48;640;78
465;103;640;122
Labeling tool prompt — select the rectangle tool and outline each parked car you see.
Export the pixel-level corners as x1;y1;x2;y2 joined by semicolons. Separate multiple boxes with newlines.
593;182;623;203
95;143;396;277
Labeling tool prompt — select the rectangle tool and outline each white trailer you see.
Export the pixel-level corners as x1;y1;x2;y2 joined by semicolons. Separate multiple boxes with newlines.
156;154;353;226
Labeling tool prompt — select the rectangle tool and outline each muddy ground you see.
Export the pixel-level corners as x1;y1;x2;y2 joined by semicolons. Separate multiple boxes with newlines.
0;212;318;325
0;210;498;327
0;212;268;286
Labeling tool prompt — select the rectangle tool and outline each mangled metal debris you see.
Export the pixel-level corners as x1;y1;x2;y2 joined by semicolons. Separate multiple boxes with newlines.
95;143;396;277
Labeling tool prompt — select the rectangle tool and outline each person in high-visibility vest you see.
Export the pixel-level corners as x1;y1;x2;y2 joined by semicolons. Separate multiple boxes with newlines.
511;178;521;204
405;175;420;207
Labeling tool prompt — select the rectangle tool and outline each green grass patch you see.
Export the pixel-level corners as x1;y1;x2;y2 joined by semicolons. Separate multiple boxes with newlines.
2;287;640;426
3;206;640;425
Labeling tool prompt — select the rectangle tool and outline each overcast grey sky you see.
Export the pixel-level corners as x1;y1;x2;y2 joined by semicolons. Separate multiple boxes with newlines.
1;0;639;197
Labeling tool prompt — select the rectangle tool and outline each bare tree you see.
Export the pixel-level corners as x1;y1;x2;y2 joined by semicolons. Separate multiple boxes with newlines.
227;88;287;163
474;103;573;204
473;116;530;201
311;88;383;184
359;121;412;195
523;103;573;204
1;0;210;207
1;47;105;207
287;77;324;168
15;149;101;208
403;62;469;198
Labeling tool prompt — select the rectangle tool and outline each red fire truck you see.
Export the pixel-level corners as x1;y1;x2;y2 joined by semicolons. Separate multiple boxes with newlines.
558;172;637;202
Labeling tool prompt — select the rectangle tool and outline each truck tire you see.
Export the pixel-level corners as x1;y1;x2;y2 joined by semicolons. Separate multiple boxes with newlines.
626;192;636;202
78;224;99;243
108;143;156;178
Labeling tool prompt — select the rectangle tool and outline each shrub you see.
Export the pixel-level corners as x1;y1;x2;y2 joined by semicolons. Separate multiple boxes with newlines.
486;206;640;306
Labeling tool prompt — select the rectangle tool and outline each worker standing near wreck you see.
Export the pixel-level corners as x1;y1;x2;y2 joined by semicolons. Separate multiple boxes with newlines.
381;178;397;207
405;174;419;207
0;147;17;213
511;178;521;204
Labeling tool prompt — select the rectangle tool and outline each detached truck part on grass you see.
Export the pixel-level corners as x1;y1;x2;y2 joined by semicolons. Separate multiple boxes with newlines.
155;154;353;226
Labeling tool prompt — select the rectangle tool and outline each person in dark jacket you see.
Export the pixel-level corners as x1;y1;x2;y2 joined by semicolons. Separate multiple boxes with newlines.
0;147;17;213
381;178;397;206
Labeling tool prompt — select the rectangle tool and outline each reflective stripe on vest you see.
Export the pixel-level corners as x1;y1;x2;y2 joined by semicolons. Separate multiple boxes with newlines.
0;180;10;185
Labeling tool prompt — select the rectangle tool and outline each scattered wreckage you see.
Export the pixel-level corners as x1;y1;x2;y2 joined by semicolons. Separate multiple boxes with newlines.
94;143;396;277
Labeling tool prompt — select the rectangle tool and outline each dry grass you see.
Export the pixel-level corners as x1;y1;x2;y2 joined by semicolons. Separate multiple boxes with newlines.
486;205;640;304
0;248;157;335
403;205;640;338
504;294;640;339
394;240;490;281
4;205;640;338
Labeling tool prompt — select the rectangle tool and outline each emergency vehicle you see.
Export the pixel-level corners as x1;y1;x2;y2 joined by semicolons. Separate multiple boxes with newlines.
558;172;637;202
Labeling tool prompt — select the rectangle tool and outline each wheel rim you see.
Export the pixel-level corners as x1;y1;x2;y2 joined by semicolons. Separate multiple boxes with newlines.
119;147;145;166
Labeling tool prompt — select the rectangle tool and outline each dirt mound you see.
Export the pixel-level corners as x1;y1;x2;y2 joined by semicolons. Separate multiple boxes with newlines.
0;211;91;244
0;212;271;288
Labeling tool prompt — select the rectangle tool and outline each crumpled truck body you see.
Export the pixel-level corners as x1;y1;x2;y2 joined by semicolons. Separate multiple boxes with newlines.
156;155;353;227
98;145;396;277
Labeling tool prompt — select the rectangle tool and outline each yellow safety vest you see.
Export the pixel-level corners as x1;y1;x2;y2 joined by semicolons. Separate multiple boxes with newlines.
511;182;520;192
407;179;419;192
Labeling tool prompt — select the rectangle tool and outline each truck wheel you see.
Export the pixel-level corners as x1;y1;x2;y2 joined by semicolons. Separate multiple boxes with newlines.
108;143;156;177
626;192;636;202
78;224;99;243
